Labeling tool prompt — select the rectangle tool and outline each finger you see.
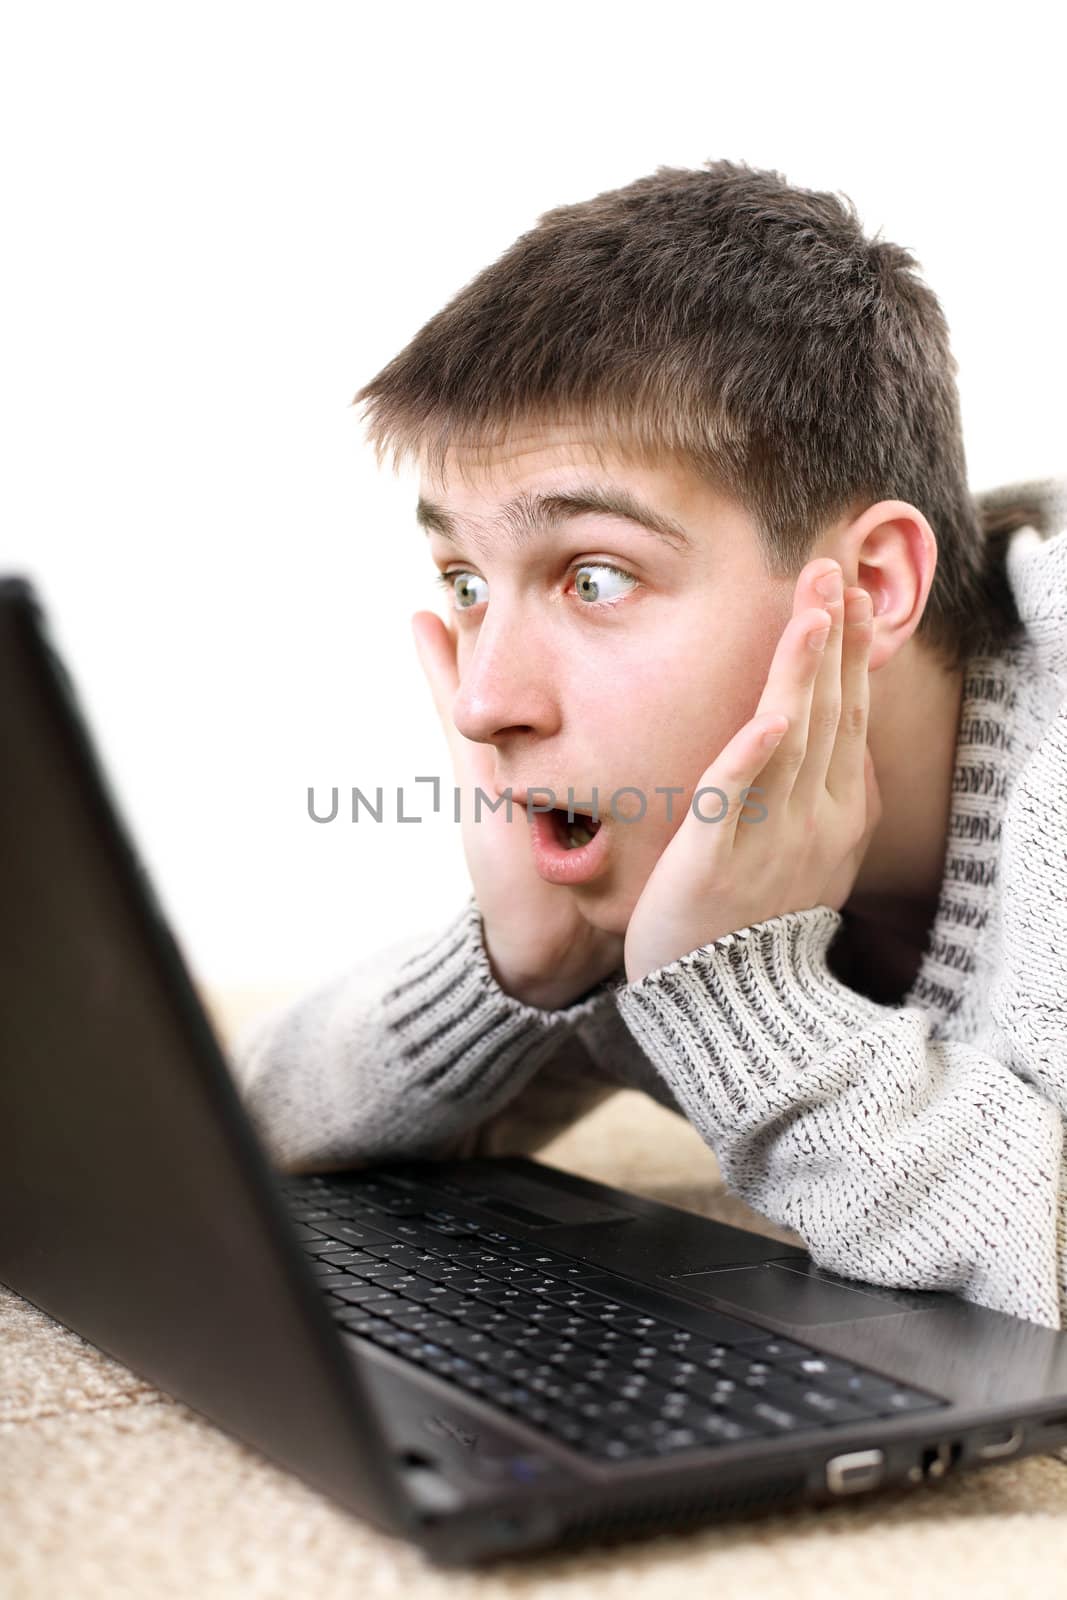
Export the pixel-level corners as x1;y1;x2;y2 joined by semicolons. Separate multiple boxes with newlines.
411;610;498;793
860;742;882;838
823;743;882;909
682;709;790;861
751;603;834;816
824;588;874;802
411;610;459;724
790;561;845;811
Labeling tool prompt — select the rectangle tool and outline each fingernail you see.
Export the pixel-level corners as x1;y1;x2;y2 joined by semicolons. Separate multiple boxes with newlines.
814;567;843;602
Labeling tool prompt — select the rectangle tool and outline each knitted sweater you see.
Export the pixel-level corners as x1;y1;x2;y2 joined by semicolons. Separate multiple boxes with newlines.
232;475;1067;1330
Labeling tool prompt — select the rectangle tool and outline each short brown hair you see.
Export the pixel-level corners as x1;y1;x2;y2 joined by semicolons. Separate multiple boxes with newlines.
353;158;1026;672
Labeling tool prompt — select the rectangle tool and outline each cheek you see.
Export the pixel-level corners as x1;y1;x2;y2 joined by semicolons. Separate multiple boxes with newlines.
572;608;784;806
625;641;771;782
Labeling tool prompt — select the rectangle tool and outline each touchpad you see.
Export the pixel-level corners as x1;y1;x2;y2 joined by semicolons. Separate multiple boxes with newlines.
673;1262;918;1326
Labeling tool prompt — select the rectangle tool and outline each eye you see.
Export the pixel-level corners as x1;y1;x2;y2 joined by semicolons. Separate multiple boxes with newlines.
434;570;488;610
572;563;637;604
432;561;639;612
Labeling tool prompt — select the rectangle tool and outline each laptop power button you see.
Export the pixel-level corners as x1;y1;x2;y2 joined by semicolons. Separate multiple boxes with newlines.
825;1448;885;1495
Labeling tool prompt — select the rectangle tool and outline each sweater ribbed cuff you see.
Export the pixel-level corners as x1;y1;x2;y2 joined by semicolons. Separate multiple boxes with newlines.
380;893;620;1100
614;905;890;1133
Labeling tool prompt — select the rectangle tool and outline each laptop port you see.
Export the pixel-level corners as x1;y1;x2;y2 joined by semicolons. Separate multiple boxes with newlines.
973;1425;1022;1460
825;1448;885;1494
909;1440;962;1481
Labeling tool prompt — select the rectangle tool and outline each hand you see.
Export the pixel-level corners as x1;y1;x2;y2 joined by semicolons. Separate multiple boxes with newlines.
623;560;882;985
411;610;625;1010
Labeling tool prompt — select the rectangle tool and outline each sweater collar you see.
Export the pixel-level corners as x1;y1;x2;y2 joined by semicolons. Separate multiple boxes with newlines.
896;472;1064;1033
899;634;1024;1033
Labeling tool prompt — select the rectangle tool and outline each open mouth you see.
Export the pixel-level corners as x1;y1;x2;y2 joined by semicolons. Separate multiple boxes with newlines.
548;808;603;851
528;802;610;885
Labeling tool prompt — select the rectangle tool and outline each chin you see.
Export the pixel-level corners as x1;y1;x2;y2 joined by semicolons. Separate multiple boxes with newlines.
568;882;638;940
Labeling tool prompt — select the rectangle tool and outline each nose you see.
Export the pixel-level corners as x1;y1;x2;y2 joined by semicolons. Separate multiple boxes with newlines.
451;603;559;746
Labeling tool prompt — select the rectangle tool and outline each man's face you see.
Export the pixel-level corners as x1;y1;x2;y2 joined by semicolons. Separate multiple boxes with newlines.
418;423;809;937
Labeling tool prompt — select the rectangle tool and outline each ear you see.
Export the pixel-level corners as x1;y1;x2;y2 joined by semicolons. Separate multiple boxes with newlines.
848;501;938;673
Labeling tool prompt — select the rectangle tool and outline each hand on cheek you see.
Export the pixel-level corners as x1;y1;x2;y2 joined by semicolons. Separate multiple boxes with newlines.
623;560;882;986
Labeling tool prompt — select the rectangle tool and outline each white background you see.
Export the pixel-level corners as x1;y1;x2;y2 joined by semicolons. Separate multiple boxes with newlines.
3;2;1063;994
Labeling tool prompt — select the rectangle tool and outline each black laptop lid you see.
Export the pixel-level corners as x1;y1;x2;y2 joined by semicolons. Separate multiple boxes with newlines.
0;575;416;1538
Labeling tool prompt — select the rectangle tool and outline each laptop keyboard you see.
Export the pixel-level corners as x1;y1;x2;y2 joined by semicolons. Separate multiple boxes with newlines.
281;1170;950;1464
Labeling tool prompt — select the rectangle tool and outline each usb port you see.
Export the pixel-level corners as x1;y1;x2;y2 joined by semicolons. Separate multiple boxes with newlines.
825;1448;885;1494
920;1441;963;1478
973;1425;1022;1460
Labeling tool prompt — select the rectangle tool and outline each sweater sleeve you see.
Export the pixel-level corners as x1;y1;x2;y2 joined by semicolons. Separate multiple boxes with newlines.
612;903;1067;1331
228;892;622;1174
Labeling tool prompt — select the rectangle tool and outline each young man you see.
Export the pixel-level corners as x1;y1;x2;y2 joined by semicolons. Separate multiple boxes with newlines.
233;160;1067;1330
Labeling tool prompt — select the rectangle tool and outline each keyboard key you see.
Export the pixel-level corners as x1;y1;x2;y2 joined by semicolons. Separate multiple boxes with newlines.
751;1399;813;1432
638;1356;701;1386
420;1290;468;1314
873;1388;947;1415
331;1284;396;1304
674;1341;734;1367
347;1314;394;1338
730;1335;814;1360
542;1288;613;1310
526;1254;587;1275
314;1221;393;1249
574;1396;638;1423
539;1414;587;1444
387;1222;450;1247
448;1250;507;1270
434;1271;484;1291
639;1326;707;1352
393;1280;439;1303
778;1353;860;1383
693;1410;764;1443
714;1354;780;1384
366;1195;426;1216
453;1305;503;1329
479;1317;525;1343
437;1327;496;1358
319;1250;380;1269
817;1369;946;1411
386;1306;435;1327
532;1312;587;1334
323;1199;384;1221
609;1314;661;1335
411;1313;454;1335
360;1241;423;1262
790;1388;886;1423
521;1335;580;1360
475;1287;528;1307
331;1305;373;1326
650;1428;702;1455
381;1276;423;1295
724;1392;812;1435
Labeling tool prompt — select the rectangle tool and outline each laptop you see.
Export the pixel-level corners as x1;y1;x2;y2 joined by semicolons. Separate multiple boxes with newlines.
4;571;1067;1569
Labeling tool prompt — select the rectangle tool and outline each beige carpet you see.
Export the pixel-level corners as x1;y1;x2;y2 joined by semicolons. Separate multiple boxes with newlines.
5;984;1067;1599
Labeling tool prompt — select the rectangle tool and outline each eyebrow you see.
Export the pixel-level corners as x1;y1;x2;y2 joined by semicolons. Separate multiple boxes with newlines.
414;484;693;555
